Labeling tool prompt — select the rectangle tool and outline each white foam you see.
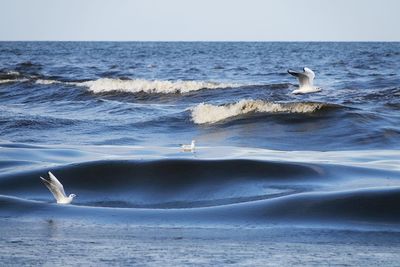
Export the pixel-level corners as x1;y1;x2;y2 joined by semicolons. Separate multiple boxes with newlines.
78;78;238;94
35;79;61;85
0;78;29;84
0;71;22;84
191;99;326;124
6;71;20;76
0;79;16;84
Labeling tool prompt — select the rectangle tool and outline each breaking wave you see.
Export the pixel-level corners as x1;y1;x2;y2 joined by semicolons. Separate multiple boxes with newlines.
0;70;27;84
78;78;239;94
0;79;19;84
191;99;336;124
35;79;62;85
1;73;239;95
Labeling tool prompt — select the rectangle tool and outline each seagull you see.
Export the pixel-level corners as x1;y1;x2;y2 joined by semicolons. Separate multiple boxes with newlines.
40;171;76;204
287;67;321;94
181;140;196;152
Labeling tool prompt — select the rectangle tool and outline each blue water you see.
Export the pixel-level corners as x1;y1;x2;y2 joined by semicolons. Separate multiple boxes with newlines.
1;41;400;265
1;42;400;255
0;42;399;150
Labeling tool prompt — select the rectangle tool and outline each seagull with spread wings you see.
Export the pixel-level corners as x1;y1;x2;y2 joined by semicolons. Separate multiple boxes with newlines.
40;171;76;204
287;67;321;94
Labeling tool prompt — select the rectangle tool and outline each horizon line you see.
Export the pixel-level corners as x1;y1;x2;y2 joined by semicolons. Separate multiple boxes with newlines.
0;40;399;43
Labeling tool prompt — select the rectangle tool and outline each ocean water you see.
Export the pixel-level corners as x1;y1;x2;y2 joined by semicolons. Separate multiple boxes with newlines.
1;42;400;265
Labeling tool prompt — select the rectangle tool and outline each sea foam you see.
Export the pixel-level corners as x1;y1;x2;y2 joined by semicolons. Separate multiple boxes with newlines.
191;99;327;124
0;79;17;84
79;78;237;94
35;79;62;85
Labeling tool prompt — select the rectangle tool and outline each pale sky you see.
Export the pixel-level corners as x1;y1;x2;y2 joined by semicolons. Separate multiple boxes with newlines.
1;0;399;41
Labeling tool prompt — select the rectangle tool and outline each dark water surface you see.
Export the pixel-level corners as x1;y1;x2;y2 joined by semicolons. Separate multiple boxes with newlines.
1;42;400;265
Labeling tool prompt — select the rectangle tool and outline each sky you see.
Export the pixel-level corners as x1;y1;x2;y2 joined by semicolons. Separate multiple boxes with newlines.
1;0;399;41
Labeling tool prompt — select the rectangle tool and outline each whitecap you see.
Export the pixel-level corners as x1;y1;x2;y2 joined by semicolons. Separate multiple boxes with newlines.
35;79;62;85
0;79;17;84
191;99;327;124
78;78;238;94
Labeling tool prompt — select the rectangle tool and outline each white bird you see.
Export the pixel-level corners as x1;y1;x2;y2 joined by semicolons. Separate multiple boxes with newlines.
40;171;76;204
287;67;321;94
181;140;196;152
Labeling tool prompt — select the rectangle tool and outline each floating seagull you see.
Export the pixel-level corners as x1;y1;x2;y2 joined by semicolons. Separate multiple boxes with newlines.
40;171;76;204
181;140;196;152
287;67;321;94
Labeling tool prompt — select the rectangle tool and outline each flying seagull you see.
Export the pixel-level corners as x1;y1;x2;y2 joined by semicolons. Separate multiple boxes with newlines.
40;171;76;204
181;140;196;152
287;67;321;94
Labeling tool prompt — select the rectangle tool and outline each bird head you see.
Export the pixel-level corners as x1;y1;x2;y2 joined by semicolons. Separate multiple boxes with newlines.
69;194;76;199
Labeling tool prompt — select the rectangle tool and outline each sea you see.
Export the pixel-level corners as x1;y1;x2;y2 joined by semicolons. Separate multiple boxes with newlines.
0;42;400;266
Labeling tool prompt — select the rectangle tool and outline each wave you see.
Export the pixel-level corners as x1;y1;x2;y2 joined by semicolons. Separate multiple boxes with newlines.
1;187;399;227
2;75;239;94
77;78;239;94
35;79;62;85
0;115;80;131
0;67;45;84
0;70;28;84
0;79;20;84
0;70;20;80
191;99;338;124
0;159;322;208
0;157;399;227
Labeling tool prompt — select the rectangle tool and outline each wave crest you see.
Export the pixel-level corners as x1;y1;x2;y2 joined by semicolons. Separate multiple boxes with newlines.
35;79;62;85
79;78;237;94
191;99;331;124
0;70;24;84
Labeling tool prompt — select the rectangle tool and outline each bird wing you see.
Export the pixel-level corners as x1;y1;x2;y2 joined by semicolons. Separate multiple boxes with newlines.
48;171;66;196
40;172;67;202
288;69;313;87
40;177;66;202
303;67;315;82
303;68;315;86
